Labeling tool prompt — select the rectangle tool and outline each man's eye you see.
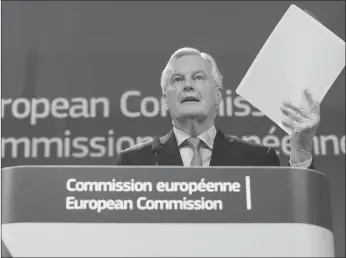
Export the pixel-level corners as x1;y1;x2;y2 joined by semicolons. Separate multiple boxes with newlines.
194;75;204;81
173;77;183;83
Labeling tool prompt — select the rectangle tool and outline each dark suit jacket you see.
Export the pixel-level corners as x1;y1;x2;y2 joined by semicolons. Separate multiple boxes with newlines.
116;128;314;168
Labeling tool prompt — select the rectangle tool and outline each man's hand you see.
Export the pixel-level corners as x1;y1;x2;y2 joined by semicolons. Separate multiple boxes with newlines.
280;89;320;164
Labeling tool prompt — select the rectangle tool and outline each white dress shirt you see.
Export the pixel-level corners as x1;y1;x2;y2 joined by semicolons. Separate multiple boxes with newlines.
172;125;312;168
173;125;216;167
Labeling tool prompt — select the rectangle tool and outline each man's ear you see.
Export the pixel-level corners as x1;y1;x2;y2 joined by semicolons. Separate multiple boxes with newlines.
215;88;223;106
163;93;168;110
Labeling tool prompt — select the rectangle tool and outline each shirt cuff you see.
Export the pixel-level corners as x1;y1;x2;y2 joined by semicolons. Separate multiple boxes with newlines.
289;157;312;168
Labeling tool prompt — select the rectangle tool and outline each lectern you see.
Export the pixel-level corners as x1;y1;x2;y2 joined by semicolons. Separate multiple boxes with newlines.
1;166;334;257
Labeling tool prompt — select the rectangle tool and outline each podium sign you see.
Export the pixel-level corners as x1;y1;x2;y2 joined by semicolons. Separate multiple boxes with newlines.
1;166;334;257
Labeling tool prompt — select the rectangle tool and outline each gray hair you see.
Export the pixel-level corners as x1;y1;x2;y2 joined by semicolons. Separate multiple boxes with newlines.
160;47;223;94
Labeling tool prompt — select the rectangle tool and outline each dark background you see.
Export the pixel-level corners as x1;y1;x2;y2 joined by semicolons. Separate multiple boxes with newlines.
1;1;345;256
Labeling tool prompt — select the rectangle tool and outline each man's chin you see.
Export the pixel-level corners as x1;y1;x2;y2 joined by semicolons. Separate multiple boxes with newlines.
176;111;207;122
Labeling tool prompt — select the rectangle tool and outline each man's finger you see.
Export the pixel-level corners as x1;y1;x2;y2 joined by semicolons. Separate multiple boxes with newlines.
282;119;295;129
304;89;319;108
281;106;307;121
282;102;309;118
282;119;305;134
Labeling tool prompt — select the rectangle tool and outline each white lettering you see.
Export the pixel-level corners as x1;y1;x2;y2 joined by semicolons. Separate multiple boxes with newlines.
90;97;110;117
120;90;141;118
70;98;89;118
66;178;77;191
12;99;31;119
65;196;133;212
242;135;261;144
141;96;159;117
31;137;63;158
234;97;251;117
1;98;12;118
320;135;339;155
31;98;50;125
51;98;69;118
137;197;223;211
1;137;31;158
340;135;345;154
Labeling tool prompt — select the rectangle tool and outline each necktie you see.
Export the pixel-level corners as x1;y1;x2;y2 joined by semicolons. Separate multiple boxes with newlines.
186;137;203;167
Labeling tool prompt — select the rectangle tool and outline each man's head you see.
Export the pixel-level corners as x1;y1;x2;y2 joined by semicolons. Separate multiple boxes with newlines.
161;47;223;126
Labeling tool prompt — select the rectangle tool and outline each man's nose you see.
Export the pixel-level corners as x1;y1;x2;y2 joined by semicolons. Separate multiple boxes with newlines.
183;79;194;91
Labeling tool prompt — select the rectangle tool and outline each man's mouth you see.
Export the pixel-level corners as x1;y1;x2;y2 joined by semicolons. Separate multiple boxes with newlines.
181;96;200;103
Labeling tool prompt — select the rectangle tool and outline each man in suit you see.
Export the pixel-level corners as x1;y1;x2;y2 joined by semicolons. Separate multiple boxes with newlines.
116;47;320;168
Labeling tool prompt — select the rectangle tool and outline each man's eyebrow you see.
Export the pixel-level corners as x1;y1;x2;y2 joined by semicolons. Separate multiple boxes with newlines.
170;73;184;78
171;70;206;78
192;70;207;76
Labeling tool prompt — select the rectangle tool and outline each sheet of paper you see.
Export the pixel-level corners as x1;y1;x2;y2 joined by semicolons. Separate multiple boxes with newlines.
236;4;345;135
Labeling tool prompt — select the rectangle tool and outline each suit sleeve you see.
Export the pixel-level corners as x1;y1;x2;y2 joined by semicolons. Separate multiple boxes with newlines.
267;147;315;169
288;158;315;170
266;148;281;166
115;150;128;165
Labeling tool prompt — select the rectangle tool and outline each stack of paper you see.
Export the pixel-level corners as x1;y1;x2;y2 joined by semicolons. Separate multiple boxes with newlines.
236;4;345;134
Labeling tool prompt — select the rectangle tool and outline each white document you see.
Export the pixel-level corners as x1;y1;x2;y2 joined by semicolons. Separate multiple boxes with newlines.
236;4;345;135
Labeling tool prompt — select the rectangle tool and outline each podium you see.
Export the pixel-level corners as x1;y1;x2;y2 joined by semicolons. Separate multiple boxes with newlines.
1;166;334;257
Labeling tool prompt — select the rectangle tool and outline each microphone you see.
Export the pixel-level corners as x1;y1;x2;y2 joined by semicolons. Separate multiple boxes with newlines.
152;136;161;166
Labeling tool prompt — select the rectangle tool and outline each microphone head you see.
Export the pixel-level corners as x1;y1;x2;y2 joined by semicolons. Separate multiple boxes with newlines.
152;136;161;155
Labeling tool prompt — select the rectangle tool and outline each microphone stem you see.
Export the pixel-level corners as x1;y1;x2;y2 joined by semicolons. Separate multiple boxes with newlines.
155;152;159;166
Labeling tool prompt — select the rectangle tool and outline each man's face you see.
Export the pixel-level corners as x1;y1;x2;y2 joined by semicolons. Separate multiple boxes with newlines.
164;55;221;123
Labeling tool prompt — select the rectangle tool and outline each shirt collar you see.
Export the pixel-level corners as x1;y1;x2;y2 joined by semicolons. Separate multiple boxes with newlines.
173;125;217;150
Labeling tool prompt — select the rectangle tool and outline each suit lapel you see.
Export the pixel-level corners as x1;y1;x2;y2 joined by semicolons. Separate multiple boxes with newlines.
210;129;236;166
157;128;237;166
158;130;183;166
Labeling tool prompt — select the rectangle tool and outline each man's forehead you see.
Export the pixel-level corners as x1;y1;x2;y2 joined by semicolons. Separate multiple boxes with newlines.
170;55;211;74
